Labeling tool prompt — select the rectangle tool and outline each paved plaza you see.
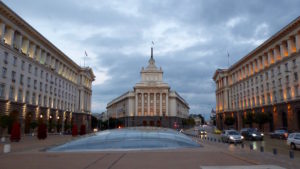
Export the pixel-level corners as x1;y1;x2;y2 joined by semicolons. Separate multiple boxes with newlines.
0;131;299;169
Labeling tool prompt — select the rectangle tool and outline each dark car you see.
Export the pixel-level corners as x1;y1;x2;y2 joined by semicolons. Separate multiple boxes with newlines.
270;129;289;139
240;128;264;141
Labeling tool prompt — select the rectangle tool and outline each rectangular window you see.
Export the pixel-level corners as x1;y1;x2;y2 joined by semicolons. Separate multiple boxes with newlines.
285;62;289;72
295;85;299;97
44;96;47;107
277;66;281;75
40;82;43;91
21;60;25;70
265;72;269;80
27;77;31;87
38;95;41;105
34;80;37;89
13;56;17;66
278;78;281;86
11;71;16;82
294;72;298;81
3;52;8;64
293;59;297;68
34;67;38;76
28;64;32;73
0;84;5;98
20;74;24;85
9;86;14;100
41;70;43;78
2;67;7;78
25;91;30;104
286;75;289;84
18;89;22;102
32;93;36;105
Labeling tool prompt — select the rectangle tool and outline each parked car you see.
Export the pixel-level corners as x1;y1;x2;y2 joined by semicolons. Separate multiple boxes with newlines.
287;133;300;150
270;129;289;139
221;130;244;143
240;128;264;141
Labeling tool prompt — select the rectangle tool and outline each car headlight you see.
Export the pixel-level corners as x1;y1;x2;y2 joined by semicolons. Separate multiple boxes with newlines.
241;136;244;139
261;133;264;136
252;133;257;137
229;136;234;140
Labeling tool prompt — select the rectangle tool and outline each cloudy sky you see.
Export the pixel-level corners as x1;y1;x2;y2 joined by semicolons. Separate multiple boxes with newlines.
3;0;300;119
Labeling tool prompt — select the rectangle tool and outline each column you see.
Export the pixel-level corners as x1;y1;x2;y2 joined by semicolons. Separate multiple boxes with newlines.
36;47;41;62
28;43;36;58
280;42;288;57
154;92;156;116
261;55;265;69
160;93;162;116
0;22;5;39
142;92;144;116
147;92;150;116
268;50;273;64
15;33;22;50
166;93;168;116
274;47;281;62
21;38;29;54
296;33;300;52
135;93;138;116
288;37;295;54
4;27;14;47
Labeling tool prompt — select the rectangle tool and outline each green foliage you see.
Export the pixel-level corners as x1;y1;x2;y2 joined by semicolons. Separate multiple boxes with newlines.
0;115;12;129
254;113;269;130
224;116;235;126
30;121;38;130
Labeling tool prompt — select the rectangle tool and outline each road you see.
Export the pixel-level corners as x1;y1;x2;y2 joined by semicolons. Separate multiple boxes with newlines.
186;126;300;159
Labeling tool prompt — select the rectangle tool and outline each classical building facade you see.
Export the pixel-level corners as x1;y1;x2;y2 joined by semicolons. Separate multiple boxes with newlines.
213;16;300;132
0;2;95;133
107;48;189;128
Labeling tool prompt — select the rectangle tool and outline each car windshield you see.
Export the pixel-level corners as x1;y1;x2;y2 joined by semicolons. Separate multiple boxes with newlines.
228;131;239;135
249;128;258;132
275;130;286;133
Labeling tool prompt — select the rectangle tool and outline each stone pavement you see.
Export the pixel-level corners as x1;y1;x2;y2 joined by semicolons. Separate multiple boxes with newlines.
0;134;299;169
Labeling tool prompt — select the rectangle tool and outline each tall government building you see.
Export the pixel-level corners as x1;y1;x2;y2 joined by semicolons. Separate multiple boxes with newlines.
106;48;189;128
0;2;95;133
213;16;300;132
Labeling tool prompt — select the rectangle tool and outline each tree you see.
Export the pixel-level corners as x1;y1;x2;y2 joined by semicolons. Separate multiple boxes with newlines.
243;112;254;127
254;113;269;131
0;115;12;137
224;116;235;127
30;121;38;134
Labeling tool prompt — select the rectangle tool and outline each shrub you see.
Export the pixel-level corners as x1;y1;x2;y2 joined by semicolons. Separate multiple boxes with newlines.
80;124;86;135
10;122;21;142
72;124;78;136
37;123;47;140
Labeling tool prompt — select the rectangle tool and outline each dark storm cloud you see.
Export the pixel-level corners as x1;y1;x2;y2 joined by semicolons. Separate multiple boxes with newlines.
4;0;300;119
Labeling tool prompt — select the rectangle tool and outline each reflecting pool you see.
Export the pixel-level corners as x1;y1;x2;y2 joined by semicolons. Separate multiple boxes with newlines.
48;127;201;152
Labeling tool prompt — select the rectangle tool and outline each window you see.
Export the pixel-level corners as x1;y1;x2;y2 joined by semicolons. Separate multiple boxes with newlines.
32;93;36;105
278;78;282;86
287;87;291;99
277;66;281;75
46;73;48;82
25;91;30;103
9;86;14;100
44;96;47;107
34;80;37;89
279;89;283;101
38;95;41;105
21;60;25;70
11;71;16;82
295;85;299;97
266;82;269;90
13;56;17;66
40;82;43;91
286;75;289;84
45;84;48;93
260;74;263;82
267;93;271;104
265;72;269;80
20;74;24;85
17;89;22;102
271;69;274;77
3;52;8;64
27;77;31;87
285;62;289;72
273;91;277;102
34;67;38;76
293;59;297;68
0;84;5;98
2;67;7;78
41;70;44;78
294;72;298;81
28;64;32;73
49;97;52;108
272;80;275;88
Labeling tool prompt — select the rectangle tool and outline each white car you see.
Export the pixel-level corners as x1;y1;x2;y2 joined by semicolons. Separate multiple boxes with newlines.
221;130;244;143
287;133;300;150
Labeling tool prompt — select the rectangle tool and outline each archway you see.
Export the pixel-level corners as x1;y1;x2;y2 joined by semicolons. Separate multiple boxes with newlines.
156;120;161;127
149;120;154;126
24;112;33;134
8;110;20;134
268;112;274;132
282;111;287;128
143;120;147;126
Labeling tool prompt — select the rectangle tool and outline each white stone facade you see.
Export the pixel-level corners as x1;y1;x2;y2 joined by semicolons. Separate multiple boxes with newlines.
106;48;189;127
0;2;95;132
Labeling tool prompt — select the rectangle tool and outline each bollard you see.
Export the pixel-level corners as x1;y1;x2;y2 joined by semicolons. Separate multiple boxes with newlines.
241;143;244;148
289;151;294;159
3;144;11;153
250;144;253;150
273;148;277;155
260;146;264;152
